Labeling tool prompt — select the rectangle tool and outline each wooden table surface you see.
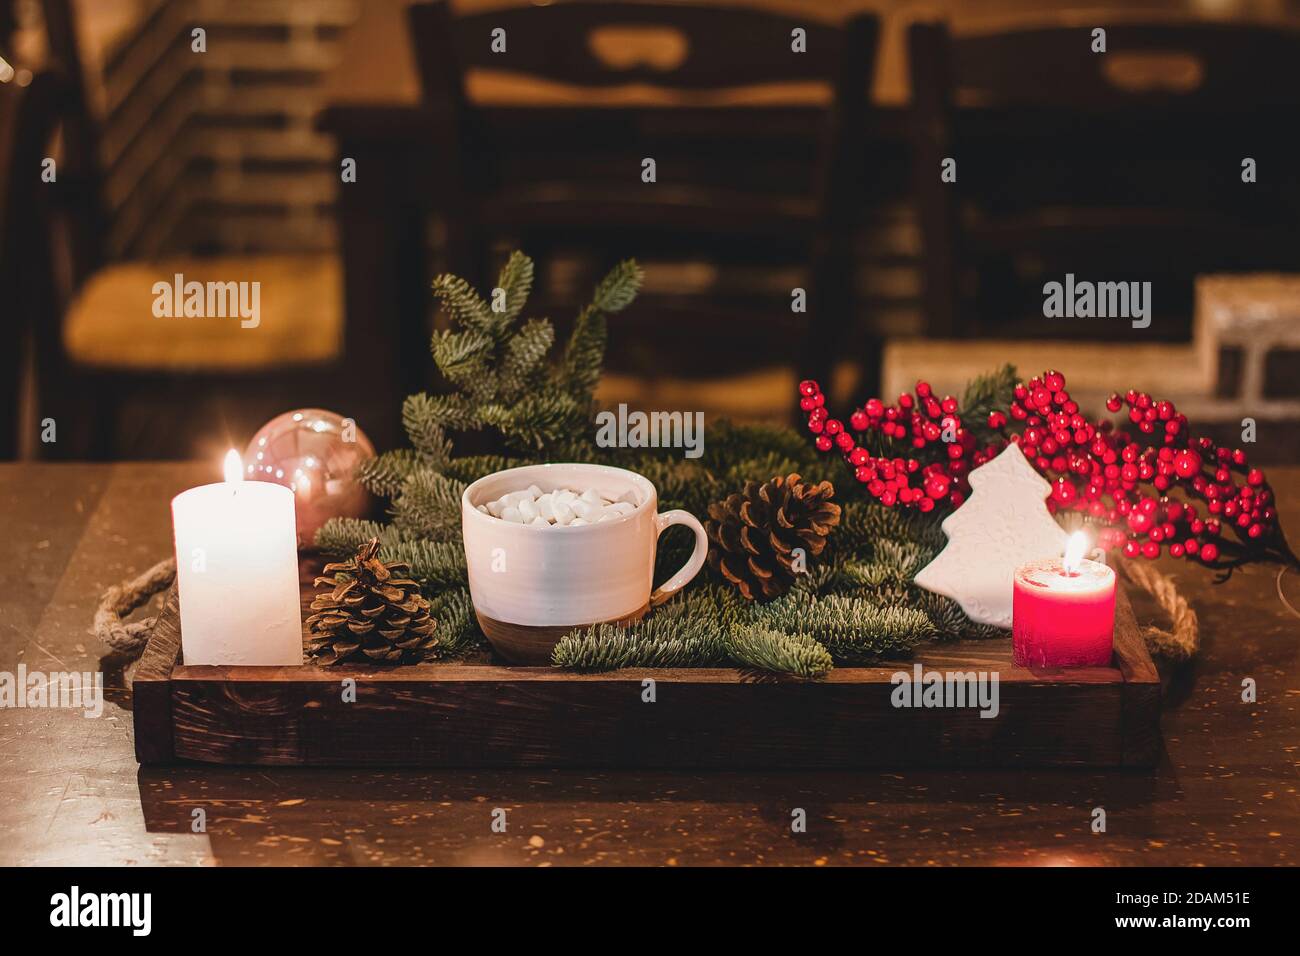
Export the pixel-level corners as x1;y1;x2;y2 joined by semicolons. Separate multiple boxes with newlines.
2;461;1297;866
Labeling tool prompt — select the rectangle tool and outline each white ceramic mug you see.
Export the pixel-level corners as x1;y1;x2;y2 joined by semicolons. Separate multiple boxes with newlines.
461;463;708;664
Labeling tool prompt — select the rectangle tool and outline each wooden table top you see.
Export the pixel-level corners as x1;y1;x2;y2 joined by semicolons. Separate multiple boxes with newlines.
2;461;1297;866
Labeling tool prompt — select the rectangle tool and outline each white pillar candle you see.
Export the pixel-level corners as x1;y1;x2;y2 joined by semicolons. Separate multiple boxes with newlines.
171;450;303;665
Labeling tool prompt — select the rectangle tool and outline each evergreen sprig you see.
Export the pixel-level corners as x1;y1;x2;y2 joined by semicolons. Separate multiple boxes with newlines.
960;363;1018;446
318;248;1009;678
726;627;834;679
416;250;643;450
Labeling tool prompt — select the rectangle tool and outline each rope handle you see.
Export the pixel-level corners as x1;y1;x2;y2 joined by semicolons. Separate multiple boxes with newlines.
92;557;176;658
1117;557;1199;662
1277;564;1300;620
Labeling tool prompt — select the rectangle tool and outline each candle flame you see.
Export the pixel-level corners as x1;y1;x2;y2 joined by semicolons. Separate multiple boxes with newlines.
223;449;244;484
1063;531;1089;574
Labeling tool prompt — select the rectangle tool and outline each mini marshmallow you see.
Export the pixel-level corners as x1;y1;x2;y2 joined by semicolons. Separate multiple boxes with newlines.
485;483;642;527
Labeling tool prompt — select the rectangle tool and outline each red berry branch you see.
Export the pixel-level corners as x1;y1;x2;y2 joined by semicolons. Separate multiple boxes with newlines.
798;370;1298;577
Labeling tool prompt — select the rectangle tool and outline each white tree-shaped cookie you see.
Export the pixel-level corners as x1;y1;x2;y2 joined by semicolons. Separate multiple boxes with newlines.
913;443;1070;627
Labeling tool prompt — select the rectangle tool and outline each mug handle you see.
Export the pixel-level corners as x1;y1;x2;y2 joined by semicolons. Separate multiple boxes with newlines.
649;510;709;607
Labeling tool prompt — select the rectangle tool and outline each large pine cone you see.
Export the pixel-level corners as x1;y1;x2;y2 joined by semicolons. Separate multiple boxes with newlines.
705;473;841;601
306;538;436;665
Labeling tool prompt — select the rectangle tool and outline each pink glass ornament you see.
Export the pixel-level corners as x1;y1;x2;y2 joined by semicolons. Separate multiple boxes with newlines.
243;409;375;548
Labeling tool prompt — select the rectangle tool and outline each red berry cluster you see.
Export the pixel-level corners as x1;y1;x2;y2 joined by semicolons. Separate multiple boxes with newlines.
800;370;1295;572
799;378;1000;513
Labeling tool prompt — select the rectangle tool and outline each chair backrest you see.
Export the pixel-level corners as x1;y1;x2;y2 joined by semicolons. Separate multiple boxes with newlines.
38;0;106;280
407;0;864;193
410;0;846;100
912;18;1300;111
907;18;1300;339
0;71;75;458
407;0;877;235
404;2;879;389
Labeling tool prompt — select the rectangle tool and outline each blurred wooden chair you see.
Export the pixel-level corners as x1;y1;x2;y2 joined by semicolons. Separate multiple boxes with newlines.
0;72;62;458
9;0;363;459
891;18;1300;404
407;0;880;414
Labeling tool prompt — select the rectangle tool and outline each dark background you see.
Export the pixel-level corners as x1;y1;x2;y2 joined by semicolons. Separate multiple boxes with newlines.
2;0;1299;463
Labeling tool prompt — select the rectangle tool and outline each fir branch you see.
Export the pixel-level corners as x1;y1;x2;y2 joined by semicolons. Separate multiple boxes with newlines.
391;470;466;537
962;362;1017;413
822;604;936;663
560;304;607;401
909;589;972;639
755;593;935;663
411;393;482;433
590;259;643;313
561;260;643;400
499;318;555;397
793;560;844;594
479;393;584;450
431;273;494;333
315;518;390;556
910;589;1006;641
441;454;534;484
426;587;484;657
865;539;932;581
402;393;453;468
431;328;495;384
379;540;468;590
547;436;604;462
707;420;818;472
357;449;422;498
725;626;833;679
831;560;902;591
552;618;726;671
961;363;1018;445
494;250;534;325
835;500;945;556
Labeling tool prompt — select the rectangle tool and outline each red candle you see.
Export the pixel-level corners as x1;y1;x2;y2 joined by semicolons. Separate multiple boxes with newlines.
1012;532;1116;668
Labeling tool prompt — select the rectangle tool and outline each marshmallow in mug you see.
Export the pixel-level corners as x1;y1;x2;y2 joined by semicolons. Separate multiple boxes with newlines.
476;484;640;527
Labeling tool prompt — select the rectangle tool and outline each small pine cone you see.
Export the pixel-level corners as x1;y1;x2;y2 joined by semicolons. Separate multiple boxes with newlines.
705;473;841;601
306;538;436;665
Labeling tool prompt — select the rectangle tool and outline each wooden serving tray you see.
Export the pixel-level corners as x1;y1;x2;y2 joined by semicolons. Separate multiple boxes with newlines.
134;577;1161;769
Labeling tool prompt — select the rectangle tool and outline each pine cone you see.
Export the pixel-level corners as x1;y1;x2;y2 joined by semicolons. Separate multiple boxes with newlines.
306;538;436;665
705;473;841;601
